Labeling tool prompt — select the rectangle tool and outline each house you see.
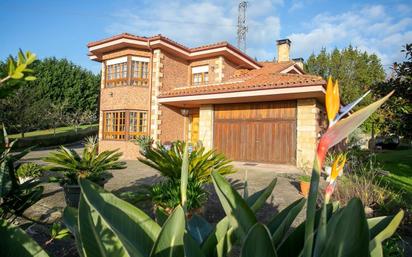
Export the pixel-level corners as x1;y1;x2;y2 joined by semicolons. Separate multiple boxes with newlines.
87;33;326;169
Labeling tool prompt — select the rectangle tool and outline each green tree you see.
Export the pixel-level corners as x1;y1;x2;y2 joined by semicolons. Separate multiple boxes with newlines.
305;46;385;105
371;44;412;138
305;46;386;131
0;57;100;134
0;87;48;137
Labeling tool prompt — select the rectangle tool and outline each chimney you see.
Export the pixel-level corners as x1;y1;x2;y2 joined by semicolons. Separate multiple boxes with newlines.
292;57;304;70
276;39;291;62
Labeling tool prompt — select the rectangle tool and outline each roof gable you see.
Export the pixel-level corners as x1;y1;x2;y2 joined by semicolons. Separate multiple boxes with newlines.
88;33;261;69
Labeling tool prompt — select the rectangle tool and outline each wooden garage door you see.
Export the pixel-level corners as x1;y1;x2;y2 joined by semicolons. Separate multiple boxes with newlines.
214;101;296;164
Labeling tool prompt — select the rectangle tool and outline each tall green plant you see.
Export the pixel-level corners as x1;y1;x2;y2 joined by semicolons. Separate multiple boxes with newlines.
43;144;126;185
138;141;235;183
0;127;44;220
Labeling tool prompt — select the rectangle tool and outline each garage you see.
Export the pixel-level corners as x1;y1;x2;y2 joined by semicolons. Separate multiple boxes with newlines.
213;100;297;164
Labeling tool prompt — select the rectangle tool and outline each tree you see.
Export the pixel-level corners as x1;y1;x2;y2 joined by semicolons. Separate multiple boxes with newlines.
47;101;69;136
0;87;48;137
305;46;386;131
370;44;412;138
305;46;385;104
0;57;100;134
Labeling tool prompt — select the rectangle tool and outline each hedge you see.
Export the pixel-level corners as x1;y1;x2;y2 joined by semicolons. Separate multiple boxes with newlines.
13;126;98;149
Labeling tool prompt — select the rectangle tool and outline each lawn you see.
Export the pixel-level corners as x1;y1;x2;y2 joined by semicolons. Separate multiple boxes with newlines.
376;148;412;205
9;124;98;139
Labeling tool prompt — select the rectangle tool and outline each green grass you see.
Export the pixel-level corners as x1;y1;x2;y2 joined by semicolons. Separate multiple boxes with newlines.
376;148;412;205
9;124;98;139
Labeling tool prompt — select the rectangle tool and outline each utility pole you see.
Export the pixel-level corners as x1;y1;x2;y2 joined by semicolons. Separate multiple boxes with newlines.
237;1;248;52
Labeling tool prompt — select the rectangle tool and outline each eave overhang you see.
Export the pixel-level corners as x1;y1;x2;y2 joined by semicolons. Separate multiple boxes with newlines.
87;34;261;69
158;85;326;108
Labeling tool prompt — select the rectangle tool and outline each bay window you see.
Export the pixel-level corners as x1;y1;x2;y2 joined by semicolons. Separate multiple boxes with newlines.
105;56;149;87
103;110;147;140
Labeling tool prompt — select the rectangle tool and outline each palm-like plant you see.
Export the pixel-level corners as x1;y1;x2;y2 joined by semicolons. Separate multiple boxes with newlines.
43;143;126;185
139;141;235;183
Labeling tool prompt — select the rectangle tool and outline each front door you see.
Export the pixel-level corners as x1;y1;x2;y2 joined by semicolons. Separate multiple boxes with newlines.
189;113;199;144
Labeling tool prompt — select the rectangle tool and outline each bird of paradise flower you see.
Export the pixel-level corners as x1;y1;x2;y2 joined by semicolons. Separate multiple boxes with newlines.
302;77;394;257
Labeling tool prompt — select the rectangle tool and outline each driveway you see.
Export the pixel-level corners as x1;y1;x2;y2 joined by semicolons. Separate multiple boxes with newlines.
21;144;305;225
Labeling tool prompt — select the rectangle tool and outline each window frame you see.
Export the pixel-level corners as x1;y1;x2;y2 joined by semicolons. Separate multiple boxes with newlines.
105;56;150;88
191;65;209;86
102;110;148;140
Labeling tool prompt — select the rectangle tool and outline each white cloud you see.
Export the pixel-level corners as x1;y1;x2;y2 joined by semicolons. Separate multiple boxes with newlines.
287;4;412;68
105;0;282;60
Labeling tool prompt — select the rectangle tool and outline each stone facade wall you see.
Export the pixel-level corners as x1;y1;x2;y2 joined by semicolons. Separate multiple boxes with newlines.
296;98;321;171
277;43;290;62
199;105;214;150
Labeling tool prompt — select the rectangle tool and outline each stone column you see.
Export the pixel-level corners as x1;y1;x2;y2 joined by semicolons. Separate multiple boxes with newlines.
296;98;320;171
98;62;105;145
214;57;224;83
199;104;214;150
150;49;164;142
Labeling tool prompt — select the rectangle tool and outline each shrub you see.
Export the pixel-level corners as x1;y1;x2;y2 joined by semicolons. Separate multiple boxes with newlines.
43;143;126;185
16;162;42;179
150;177;208;212
0;128;44;220
139;140;236;183
133;135;154;153
12;126;97;149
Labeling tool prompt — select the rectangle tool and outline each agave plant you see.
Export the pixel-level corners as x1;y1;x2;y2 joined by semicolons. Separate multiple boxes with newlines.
138;140;235;184
0;127;44;220
43;143;126;185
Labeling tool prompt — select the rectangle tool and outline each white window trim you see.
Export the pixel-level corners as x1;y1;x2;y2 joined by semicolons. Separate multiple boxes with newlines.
106;56;128;65
131;56;150;62
192;65;209;73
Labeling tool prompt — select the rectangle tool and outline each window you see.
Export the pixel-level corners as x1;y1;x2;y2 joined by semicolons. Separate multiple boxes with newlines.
191;65;209;85
106;57;128;87
103;110;147;140
131;57;149;86
129;111;147;139
105;56;150;87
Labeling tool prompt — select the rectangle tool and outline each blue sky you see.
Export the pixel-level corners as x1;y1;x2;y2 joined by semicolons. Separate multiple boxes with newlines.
1;0;411;73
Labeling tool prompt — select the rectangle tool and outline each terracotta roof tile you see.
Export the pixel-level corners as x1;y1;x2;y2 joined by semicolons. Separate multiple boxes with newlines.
159;73;325;98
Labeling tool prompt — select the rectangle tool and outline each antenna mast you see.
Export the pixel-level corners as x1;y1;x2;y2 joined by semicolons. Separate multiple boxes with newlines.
237;1;248;52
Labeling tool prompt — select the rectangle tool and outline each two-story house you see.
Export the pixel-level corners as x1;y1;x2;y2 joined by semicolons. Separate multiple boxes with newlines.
87;33;326;169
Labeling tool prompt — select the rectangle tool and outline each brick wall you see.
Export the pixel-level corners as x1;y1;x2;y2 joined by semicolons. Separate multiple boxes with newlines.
158;105;185;143
98;140;141;160
98;48;152;159
162;51;188;91
222;58;239;81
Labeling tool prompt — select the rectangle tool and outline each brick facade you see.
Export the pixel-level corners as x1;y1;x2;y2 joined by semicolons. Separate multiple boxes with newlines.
90;34;325;167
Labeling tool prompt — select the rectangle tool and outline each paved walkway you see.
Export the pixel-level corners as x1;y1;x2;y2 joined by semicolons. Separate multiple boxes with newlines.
21;145;305;225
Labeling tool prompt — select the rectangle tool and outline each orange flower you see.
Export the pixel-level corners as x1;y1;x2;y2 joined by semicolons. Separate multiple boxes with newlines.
326;154;346;183
324;154;346;203
325;77;340;127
